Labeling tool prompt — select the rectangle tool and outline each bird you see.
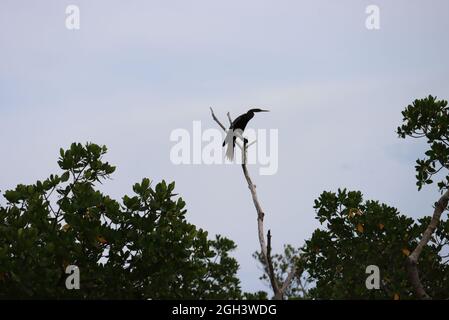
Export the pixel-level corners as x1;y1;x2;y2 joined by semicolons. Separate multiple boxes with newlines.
223;108;269;160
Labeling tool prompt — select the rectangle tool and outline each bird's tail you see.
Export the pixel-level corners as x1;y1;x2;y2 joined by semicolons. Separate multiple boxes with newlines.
226;139;235;161
223;130;235;160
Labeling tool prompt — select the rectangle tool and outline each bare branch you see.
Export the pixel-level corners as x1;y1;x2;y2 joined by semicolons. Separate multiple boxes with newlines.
406;188;449;299
267;230;281;298
210;108;296;300
210;107;226;131
227;112;233;126
247;139;257;148
241;142;268;258
281;267;297;294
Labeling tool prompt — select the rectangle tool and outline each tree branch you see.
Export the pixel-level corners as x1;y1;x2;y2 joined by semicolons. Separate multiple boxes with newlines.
281;266;297;294
226;112;233;126
210;107;226;131
210;108;296;299
266;230;281;298
406;188;449;299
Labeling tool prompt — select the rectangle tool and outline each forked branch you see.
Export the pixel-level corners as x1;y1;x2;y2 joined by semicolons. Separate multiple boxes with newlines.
210;107;296;299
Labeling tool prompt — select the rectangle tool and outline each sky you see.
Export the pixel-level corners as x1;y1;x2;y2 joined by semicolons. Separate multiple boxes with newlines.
1;0;449;294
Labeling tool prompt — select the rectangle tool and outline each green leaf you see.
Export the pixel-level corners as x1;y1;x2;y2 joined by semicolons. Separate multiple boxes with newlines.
61;171;70;183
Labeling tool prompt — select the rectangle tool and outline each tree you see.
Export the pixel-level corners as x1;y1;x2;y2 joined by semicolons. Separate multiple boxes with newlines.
301;189;449;299
253;244;310;299
210;108;297;300
271;96;449;299
0;143;242;299
398;95;449;298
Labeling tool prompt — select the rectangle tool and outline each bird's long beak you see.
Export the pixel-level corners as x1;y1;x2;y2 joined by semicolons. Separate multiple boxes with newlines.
259;109;270;112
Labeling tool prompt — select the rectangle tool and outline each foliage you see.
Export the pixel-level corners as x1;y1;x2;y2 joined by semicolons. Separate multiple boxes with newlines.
271;96;449;299
0;143;242;299
301;188;449;299
397;95;449;191
4;95;449;300
253;245;310;299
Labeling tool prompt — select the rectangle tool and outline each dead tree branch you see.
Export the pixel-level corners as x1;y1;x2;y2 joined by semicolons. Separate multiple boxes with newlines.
266;230;281;298
210;107;296;300
210;107;226;131
226;112;233;126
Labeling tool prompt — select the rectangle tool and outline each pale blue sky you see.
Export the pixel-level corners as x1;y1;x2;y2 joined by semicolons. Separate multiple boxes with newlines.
1;0;449;294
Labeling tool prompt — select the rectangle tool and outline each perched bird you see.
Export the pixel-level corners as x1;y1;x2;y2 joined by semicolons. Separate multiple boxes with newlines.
223;108;269;160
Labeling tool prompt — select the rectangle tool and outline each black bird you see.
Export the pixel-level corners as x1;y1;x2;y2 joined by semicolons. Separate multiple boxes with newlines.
223;108;269;160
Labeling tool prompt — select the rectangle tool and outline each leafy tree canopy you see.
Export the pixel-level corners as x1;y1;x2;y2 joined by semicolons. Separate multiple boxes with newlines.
398;95;449;191
0;143;242;299
301;188;449;299
261;96;449;299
